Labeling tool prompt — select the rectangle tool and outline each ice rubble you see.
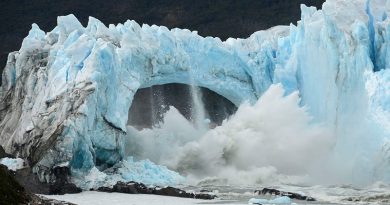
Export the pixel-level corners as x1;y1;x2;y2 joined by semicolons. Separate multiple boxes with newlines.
0;0;390;187
72;157;184;190
0;157;25;171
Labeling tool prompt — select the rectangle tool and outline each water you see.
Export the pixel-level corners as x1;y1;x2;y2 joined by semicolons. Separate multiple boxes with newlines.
189;84;208;132
43;184;390;205
125;84;390;204
181;183;390;204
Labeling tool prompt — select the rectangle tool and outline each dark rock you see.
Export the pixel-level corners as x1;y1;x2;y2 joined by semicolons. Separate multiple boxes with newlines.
195;193;216;200
14;166;81;195
255;188;316;201
50;182;82;195
154;186;192;197
31;195;77;205
98;181;216;200
0;164;74;205
0;145;15;159
99;181;153;194
0;164;31;204
97;186;114;192
14;167;51;194
49;166;82;195
0;145;6;159
113;181;145;194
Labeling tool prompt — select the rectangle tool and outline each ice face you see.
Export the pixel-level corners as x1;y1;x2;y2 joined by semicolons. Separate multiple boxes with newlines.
275;0;390;184
0;14;283;182
1;0;390;186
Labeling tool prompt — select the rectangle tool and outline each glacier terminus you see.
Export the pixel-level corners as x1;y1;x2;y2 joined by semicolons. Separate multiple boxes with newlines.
1;0;390;191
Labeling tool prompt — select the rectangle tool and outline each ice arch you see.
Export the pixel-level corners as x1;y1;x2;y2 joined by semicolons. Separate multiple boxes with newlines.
2;0;390;184
0;14;279;179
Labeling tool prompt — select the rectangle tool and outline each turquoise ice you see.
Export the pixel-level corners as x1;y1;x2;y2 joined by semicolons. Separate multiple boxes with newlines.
1;0;390;187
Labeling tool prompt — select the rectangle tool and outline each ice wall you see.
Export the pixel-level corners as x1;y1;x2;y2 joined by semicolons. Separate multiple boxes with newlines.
0;0;390;185
274;0;390;183
0;14;283;181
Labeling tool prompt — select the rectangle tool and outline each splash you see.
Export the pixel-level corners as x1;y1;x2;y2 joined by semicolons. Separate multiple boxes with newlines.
126;84;335;185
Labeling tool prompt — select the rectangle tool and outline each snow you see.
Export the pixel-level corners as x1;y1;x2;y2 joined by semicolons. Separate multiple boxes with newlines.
0;158;25;171
1;0;390;188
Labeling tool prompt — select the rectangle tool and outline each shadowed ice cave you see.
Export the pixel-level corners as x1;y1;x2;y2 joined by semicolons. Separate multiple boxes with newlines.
128;83;237;129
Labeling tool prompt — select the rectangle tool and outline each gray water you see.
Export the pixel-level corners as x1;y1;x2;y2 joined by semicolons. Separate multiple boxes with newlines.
180;183;390;205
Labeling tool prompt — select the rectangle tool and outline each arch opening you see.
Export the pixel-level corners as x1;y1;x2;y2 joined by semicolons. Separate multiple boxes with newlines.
127;83;237;130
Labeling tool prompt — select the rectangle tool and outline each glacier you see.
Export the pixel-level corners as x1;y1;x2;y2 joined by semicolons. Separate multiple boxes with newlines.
1;0;390;187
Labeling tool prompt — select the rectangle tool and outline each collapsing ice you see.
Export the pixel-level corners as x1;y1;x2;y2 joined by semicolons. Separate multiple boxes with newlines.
1;0;390;188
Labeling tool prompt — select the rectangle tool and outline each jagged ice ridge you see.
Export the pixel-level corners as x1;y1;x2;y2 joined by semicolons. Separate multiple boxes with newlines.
1;0;390;187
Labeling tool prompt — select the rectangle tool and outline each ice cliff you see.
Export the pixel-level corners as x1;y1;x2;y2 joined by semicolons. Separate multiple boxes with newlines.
1;0;390;186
